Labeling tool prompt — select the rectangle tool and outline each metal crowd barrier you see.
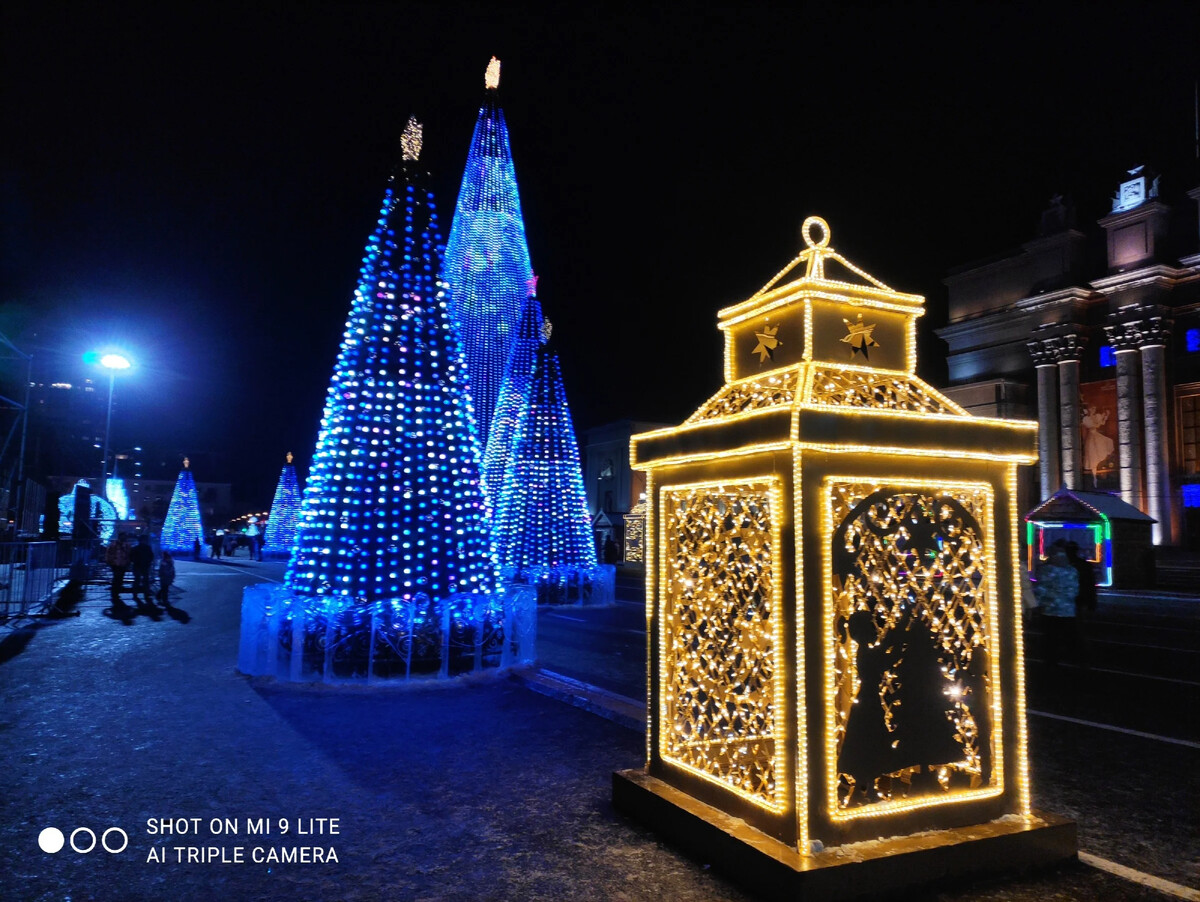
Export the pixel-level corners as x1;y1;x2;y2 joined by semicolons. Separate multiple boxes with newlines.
0;541;68;621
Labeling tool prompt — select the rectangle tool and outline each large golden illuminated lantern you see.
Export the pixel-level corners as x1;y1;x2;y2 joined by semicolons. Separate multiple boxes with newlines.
614;218;1074;897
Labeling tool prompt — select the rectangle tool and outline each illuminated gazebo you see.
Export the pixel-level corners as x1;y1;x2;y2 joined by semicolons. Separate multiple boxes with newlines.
1026;487;1155;589
614;218;1075;898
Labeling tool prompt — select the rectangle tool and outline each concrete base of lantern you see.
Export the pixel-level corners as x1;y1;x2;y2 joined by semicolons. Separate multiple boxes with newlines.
612;768;1077;901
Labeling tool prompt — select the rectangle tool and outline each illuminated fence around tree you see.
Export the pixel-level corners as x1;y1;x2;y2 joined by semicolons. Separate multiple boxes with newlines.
615;217;1073;895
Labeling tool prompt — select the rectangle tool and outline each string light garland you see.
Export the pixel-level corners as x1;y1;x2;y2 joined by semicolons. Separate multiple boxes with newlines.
621;217;1053;870
161;458;204;552
443;56;535;466
263;452;302;558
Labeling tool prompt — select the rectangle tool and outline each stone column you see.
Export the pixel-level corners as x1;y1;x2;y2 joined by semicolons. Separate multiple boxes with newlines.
1139;317;1174;544
1103;321;1144;511
1027;339;1061;499
1055;334;1085;490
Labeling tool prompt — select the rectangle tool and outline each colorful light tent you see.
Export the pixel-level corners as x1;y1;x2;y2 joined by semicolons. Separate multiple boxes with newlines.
1026;487;1155;589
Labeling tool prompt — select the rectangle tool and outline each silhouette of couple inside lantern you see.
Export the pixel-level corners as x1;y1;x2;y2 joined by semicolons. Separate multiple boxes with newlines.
833;491;993;807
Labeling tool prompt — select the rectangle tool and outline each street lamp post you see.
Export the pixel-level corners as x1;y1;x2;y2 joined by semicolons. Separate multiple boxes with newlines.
97;352;131;501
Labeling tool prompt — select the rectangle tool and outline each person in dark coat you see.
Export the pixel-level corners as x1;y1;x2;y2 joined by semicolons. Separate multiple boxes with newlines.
1065;541;1097;669
105;534;131;606
1035;542;1080;669
130;535;155;605
603;535;620;565
157;550;176;605
1065;542;1097;613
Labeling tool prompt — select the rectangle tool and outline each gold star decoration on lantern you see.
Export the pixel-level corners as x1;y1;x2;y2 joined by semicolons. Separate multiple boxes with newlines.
752;324;781;363
841;313;880;360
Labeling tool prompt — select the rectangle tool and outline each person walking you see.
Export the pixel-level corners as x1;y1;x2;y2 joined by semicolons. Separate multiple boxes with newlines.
1034;542;1080;670
105;534;131;607
157;550;176;606
603;534;620;565
130;535;154;605
1065;541;1097;669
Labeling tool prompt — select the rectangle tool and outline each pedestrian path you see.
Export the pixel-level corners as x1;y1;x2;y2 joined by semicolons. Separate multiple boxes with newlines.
0;562;1181;901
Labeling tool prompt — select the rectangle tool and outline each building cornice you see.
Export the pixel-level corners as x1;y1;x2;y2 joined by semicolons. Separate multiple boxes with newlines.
1013;285;1104;314
1090;264;1200;293
1097;199;1170;230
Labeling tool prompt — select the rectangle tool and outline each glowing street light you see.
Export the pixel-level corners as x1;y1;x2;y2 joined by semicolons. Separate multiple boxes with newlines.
94;351;132;498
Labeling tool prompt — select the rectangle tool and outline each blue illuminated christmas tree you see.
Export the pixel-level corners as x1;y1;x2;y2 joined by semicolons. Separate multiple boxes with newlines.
493;315;597;577
284;116;497;611
263;452;302;558
481;292;543;500
443;56;534;459
161;458;204;553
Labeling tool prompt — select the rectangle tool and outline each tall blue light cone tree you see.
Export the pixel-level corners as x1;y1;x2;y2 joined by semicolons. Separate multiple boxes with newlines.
263;452;302;557
492;316;597;576
161;459;204;553
481;293;543;500
443;56;534;462
284;117;497;610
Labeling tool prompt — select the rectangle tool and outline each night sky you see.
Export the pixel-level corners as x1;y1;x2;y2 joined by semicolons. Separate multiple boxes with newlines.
4;2;1199;510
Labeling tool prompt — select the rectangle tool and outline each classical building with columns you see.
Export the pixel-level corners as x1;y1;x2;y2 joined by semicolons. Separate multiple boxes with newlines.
938;168;1200;546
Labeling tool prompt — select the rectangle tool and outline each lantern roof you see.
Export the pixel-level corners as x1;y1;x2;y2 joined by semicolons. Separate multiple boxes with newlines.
631;217;1039;471
718;217;924;330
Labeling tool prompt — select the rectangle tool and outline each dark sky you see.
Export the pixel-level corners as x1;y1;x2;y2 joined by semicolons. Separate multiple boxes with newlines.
3;2;1199;508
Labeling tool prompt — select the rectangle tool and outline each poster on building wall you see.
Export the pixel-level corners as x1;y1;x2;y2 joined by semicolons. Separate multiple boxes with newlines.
1080;379;1118;491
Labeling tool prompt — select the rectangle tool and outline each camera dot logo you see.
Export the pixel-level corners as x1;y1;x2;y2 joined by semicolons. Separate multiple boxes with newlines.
38;827;65;854
38;826;128;854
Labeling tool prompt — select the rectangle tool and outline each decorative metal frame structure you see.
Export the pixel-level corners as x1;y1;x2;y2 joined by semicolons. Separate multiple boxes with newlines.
615;218;1074;896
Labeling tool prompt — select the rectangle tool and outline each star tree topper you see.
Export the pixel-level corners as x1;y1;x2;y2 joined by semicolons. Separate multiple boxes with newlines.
841;313;880;360
401;116;423;162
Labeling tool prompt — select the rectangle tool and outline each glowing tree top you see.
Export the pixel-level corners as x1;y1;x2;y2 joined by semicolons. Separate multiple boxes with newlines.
492;314;597;575
443;56;535;452
481;292;544;500
264;452;302;556
284;118;497;609
161;458;204;552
